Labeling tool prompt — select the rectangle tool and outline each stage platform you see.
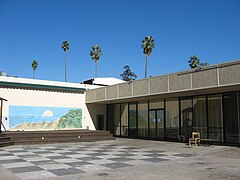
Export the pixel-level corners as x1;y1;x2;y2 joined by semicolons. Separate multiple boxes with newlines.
0;129;115;147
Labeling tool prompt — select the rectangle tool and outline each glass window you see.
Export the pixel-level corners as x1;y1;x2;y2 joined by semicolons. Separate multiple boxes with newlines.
129;103;137;137
223;92;239;144
208;94;223;142
138;101;148;138
114;104;120;136
149;99;164;109
107;104;114;133
157;110;164;139
181;98;193;141
193;96;207;138
149;110;156;138
121;103;128;137
165;98;179;140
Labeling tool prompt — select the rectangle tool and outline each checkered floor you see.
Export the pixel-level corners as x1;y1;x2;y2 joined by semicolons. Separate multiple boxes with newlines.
0;142;195;179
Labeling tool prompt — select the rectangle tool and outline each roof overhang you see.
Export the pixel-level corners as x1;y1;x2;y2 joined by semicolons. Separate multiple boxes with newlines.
0;81;86;93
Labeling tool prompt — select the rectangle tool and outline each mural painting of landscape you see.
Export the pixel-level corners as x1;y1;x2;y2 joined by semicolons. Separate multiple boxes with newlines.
9;106;82;130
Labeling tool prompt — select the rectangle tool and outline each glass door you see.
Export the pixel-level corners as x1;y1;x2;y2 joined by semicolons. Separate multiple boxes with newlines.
121;103;128;137
223;92;239;144
149;109;165;139
157;110;164;139
181;98;193;141
129;103;137;138
149;110;156;138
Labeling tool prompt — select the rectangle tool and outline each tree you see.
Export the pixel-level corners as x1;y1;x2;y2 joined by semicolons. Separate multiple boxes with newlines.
90;45;102;77
32;60;38;79
120;65;137;81
61;41;69;82
141;36;154;78
188;55;200;69
188;55;209;71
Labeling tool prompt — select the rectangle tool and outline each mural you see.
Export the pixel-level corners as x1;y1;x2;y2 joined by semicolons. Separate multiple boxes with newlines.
9;106;82;130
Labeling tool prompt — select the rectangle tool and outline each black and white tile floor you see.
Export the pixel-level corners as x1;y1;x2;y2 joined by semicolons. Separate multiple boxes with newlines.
0;142;195;179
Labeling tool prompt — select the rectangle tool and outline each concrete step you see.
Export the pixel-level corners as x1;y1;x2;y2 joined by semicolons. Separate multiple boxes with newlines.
2;130;115;146
13;137;116;145
0;136;11;142
0;141;15;147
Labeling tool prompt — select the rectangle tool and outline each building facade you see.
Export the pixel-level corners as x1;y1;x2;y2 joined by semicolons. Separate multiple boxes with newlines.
86;60;240;145
1;60;240;145
0;77;106;132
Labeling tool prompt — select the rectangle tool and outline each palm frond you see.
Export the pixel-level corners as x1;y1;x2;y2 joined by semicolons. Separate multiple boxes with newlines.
141;36;155;56
90;45;102;62
32;60;38;71
62;40;69;51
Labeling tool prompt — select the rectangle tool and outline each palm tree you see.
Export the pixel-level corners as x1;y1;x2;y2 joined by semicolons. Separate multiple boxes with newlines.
188;55;200;69
120;65;137;81
61;41;69;82
90;45;102;77
32;60;38;79
141;36;154;78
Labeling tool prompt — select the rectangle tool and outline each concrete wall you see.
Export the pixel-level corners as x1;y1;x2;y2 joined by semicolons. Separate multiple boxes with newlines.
86;90;95;102
86;60;240;103
192;68;217;88
0;88;88;130
150;75;168;94
119;83;132;97
133;79;148;96
85;104;106;130
0;77;98;131
106;85;118;99
169;73;190;91
219;63;240;85
95;88;105;101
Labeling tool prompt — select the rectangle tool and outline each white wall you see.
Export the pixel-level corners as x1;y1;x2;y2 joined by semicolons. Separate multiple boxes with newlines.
0;76;107;131
0;88;90;130
1;99;9;130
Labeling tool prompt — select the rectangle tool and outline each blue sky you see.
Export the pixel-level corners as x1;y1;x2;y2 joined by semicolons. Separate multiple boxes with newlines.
0;0;239;82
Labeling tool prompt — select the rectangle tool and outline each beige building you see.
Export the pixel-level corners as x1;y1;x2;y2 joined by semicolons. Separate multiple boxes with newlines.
1;60;240;145
86;60;240;145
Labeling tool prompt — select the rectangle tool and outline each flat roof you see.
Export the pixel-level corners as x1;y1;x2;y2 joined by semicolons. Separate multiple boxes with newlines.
0;77;86;93
82;77;125;86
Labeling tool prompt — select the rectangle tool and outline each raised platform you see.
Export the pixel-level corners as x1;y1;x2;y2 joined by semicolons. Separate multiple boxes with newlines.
0;129;115;147
0;135;14;147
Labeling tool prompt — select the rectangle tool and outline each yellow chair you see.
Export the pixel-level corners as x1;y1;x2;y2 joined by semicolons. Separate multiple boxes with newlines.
189;132;200;146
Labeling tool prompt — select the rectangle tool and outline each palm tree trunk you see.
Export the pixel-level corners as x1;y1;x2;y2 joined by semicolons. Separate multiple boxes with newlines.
33;70;35;79
95;61;98;78
145;55;148;78
64;51;67;82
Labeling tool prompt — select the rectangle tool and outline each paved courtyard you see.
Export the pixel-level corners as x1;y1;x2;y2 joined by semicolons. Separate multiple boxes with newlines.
0;138;240;180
